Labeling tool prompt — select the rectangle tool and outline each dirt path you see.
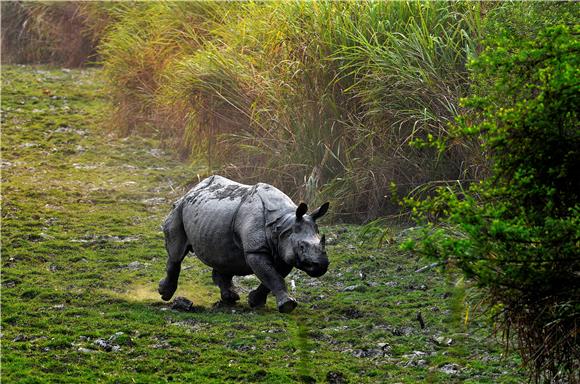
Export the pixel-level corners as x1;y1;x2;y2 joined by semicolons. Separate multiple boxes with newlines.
1;66;522;383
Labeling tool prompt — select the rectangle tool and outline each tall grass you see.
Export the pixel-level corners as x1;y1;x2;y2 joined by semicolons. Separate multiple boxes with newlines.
0;2;110;67
97;1;488;220
98;2;228;151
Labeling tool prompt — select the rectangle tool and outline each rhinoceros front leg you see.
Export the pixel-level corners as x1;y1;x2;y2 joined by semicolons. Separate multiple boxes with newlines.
246;253;297;313
212;270;240;304
248;264;292;309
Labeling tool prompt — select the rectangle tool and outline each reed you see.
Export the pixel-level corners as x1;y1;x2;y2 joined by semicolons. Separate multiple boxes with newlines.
0;1;108;67
98;1;489;220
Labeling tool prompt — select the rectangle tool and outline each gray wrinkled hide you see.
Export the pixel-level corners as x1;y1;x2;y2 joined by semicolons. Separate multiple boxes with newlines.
158;175;329;313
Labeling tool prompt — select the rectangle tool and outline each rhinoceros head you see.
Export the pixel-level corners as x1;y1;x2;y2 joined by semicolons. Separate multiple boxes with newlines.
283;202;330;277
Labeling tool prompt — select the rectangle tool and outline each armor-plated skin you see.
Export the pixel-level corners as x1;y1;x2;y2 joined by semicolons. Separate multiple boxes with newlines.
158;175;330;313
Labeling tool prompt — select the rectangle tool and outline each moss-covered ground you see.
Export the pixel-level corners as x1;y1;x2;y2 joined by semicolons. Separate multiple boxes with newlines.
1;66;524;383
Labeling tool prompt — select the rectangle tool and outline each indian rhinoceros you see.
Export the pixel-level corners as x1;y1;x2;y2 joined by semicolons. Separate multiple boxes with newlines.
158;175;330;313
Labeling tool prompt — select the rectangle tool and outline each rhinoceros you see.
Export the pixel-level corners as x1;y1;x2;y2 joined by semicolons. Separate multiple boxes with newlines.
158;175;330;313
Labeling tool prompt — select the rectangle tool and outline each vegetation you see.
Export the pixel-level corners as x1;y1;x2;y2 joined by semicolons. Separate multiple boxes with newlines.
404;5;580;383
94;1;489;220
2;2;578;382
0;1;110;67
0;66;525;383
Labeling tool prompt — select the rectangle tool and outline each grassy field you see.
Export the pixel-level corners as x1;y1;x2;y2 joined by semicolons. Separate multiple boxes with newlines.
1;66;524;383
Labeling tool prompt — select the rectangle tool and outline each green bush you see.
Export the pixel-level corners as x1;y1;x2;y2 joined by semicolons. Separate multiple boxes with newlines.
405;20;579;383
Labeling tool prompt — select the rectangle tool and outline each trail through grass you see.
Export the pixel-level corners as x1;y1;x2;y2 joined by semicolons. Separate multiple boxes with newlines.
1;66;523;383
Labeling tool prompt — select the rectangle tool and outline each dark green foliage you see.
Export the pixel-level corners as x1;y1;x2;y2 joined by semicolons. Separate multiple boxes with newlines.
405;15;580;383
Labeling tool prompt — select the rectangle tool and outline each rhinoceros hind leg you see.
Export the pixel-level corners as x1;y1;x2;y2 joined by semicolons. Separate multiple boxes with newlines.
248;284;269;308
212;270;240;304
159;209;190;301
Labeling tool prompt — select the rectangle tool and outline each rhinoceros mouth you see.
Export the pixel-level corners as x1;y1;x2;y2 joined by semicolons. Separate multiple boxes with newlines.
298;259;329;277
305;267;328;278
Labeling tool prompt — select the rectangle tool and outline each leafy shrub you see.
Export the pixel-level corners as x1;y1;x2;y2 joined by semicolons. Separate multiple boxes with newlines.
405;20;579;383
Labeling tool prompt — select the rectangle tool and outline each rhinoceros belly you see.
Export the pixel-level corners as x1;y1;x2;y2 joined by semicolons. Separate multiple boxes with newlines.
180;176;253;275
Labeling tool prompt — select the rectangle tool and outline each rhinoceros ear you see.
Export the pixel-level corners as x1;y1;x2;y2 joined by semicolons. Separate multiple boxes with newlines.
310;202;330;221
296;202;308;221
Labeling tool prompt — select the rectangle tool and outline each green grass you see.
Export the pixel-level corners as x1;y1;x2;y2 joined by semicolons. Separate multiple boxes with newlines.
1;66;524;383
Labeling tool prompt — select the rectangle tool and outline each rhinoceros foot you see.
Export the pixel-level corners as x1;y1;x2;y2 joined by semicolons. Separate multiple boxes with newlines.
158;278;177;301
220;290;240;304
277;297;298;313
248;289;267;308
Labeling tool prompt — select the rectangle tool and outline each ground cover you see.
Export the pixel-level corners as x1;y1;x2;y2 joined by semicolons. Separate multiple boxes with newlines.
1;66;523;383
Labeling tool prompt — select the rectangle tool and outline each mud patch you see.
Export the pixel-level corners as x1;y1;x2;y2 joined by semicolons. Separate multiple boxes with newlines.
104;282;218;306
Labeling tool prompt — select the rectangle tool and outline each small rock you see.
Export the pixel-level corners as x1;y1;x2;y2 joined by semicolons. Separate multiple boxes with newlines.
439;363;461;374
341;285;359;292
171;297;193;312
19;142;38;148
78;347;97;353
326;371;347;384
152;342;170;349
325;235;338;245
432;336;453;346
391;327;414;336
149;148;164;157
377;342;391;353
108;331;133;346
0;160;13;169
141;197;165;206
94;338;113;352
13;334;27;342
415;359;428;367
342;308;363;319
127;261;144;270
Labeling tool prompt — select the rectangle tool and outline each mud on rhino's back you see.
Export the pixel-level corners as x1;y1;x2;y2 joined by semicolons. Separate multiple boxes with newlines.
180;176;253;274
